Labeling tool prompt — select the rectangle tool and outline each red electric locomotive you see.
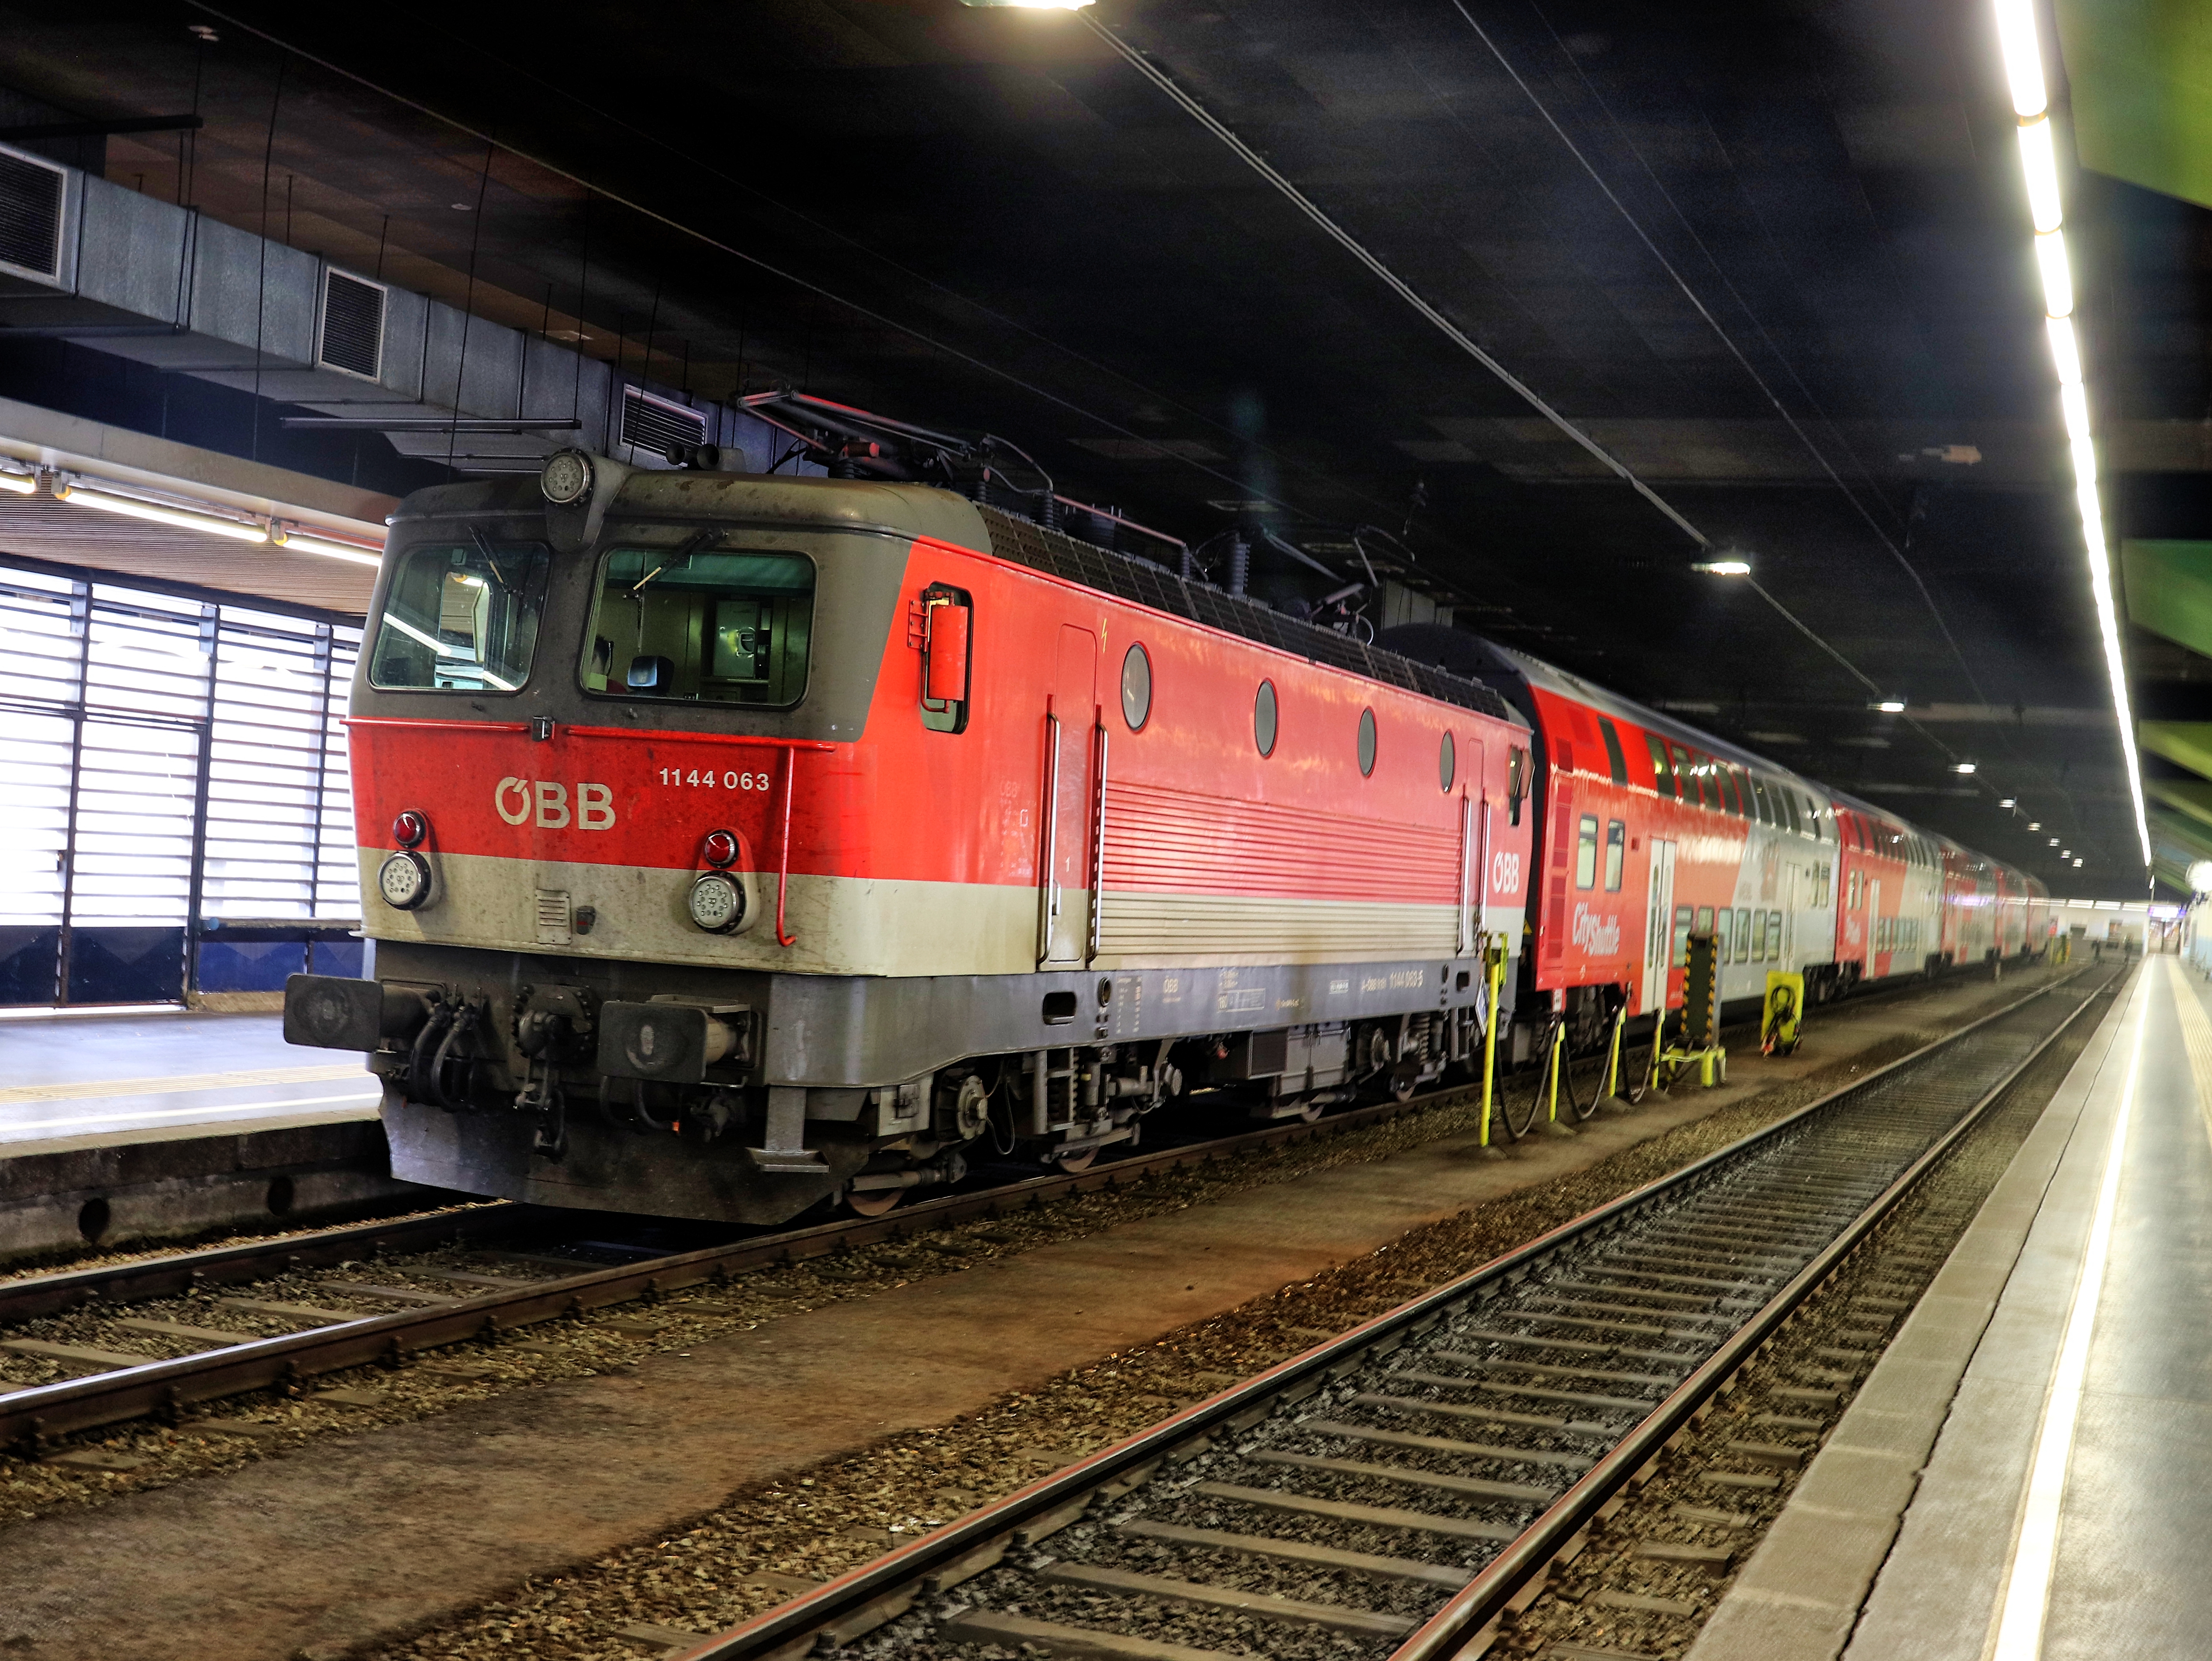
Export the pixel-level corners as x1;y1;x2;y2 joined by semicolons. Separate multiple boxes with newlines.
284;453;1534;1223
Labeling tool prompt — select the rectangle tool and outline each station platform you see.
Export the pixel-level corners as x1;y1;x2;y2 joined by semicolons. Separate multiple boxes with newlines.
0;1009;404;1264
1690;956;2209;1661
0;1008;377;1148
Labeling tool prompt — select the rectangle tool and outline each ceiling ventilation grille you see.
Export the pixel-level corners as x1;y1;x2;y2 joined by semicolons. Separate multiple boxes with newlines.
622;386;707;459
318;269;386;380
0;150;65;281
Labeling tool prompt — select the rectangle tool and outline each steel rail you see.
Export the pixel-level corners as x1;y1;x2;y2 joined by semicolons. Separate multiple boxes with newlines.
0;961;2053;1453
661;965;2108;1661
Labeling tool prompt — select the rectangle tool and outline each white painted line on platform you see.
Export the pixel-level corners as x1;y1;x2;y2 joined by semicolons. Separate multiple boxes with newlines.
1986;967;2149;1661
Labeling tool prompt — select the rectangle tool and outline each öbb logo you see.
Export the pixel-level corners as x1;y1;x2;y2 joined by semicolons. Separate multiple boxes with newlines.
495;778;615;830
1489;851;1523;895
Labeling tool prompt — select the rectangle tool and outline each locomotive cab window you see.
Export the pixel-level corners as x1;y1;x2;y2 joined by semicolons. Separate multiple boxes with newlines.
369;539;551;693
583;545;814;706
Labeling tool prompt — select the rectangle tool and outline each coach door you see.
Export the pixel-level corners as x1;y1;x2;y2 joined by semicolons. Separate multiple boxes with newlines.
1038;625;1099;966
1642;838;1677;1013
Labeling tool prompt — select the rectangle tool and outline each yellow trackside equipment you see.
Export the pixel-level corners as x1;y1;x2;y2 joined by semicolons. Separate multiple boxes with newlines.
1763;970;1805;1057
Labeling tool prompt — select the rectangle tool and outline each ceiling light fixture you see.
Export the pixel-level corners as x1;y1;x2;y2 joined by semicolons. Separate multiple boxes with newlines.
2074;857;2083;867
2029;821;2041;830
271;524;384;568
1691;559;1751;576
0;468;34;496
1953;762;1978;775
957;0;1094;7
56;480;269;542
1999;798;2017;808
1872;699;1906;713
1994;0;2150;868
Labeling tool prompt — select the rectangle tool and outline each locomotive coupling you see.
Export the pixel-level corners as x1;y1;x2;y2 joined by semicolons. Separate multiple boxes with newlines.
596;1000;754;1083
283;974;436;1052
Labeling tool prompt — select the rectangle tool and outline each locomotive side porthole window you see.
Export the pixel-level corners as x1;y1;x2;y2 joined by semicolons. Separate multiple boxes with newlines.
1121;642;1152;731
920;583;972;734
1254;679;1278;757
1357;708;1377;777
1439;730;1456;791
369;539;552;693
581;544;815;707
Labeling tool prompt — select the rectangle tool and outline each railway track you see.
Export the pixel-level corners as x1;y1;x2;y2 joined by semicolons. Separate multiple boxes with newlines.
0;960;2048;1462
649;963;2118;1661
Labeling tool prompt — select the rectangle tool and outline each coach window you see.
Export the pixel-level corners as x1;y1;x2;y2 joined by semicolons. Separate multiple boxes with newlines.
1734;906;1751;960
1647;733;1677;799
1673;904;1694;965
1750;776;1772;826
1357;708;1378;777
583;545;814;706
372;539;551;693
1439;730;1456;791
1752;910;1769;960
1254;679;1278;757
1121;642;1151;731
1781;789;1802;835
1598;717;1628;784
1576;815;1599;887
1604;819;1625;890
1771;909;1786;955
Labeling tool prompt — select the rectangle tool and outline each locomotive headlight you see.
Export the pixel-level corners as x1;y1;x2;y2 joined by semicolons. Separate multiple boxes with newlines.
378;850;433;911
540;448;595;507
688;871;746;933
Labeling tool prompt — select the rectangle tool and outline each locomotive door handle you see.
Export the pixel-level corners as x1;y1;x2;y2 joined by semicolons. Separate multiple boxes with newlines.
1087;718;1108;964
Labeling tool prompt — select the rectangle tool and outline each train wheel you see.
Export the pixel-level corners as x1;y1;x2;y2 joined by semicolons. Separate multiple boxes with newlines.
845;1186;909;1218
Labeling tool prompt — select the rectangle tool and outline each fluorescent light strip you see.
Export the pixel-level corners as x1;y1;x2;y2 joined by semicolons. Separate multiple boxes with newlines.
1987;977;2147;1659
1994;0;2151;867
272;525;384;568
58;482;271;542
3;1093;379;1137
0;469;34;496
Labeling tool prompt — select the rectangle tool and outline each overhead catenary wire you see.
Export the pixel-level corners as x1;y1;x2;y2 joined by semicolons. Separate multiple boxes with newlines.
1448;0;1996;714
1078;11;1707;551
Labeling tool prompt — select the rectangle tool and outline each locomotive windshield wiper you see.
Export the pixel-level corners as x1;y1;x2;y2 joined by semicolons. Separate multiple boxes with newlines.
629;529;716;596
468;525;520;595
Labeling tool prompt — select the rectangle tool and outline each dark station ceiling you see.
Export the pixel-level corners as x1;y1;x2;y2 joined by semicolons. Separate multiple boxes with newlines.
1;0;2204;899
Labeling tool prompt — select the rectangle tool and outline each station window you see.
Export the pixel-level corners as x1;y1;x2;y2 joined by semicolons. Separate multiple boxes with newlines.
583;544;814;706
1576;815;1599;888
372;539;551;693
1604;819;1625;891
1647;733;1676;800
1598;717;1628;785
